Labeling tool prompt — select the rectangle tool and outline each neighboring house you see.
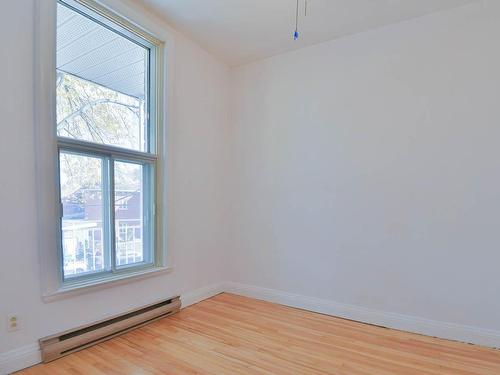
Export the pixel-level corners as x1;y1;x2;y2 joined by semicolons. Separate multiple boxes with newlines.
62;188;142;222
62;188;143;275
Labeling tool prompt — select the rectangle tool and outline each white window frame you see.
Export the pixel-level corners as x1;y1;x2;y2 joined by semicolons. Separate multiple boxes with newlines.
35;0;173;301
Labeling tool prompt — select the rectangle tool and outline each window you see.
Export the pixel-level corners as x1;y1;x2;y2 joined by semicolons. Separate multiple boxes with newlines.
53;0;164;285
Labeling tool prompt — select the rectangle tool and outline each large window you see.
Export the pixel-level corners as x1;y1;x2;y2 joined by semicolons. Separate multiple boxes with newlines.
55;0;163;283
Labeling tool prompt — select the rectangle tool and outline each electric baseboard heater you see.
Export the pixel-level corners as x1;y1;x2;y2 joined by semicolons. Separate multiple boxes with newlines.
39;296;181;362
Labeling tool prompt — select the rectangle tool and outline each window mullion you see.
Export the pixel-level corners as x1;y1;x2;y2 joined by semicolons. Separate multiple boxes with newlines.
101;156;114;273
108;158;117;272
57;137;157;163
143;163;154;264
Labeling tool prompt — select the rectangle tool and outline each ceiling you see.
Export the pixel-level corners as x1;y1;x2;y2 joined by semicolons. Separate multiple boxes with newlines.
136;0;473;67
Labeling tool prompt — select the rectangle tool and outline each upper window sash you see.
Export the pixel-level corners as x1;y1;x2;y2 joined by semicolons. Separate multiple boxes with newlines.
56;0;162;155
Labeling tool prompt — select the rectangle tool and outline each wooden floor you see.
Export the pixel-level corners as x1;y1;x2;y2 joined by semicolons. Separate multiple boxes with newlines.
17;293;500;375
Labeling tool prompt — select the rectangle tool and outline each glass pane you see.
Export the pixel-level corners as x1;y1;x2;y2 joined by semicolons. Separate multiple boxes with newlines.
56;2;149;151
114;161;146;267
60;152;108;278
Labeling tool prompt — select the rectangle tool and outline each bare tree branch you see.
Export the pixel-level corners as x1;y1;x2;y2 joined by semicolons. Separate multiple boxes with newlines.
57;99;140;127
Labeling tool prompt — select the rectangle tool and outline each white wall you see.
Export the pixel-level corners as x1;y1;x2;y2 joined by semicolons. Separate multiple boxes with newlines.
230;0;500;333
0;0;231;364
3;0;500;372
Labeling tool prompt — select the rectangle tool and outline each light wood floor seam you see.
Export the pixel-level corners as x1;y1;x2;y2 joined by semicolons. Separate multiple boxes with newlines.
16;293;500;374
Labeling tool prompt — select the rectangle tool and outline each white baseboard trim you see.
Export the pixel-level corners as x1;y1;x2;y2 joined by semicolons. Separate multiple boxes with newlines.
181;281;226;309
3;281;499;374
0;344;40;375
225;282;500;349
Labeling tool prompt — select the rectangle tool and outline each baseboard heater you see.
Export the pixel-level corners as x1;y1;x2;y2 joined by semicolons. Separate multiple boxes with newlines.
39;296;181;362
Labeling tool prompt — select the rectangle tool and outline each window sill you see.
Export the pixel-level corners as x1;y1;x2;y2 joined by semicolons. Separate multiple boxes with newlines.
42;266;173;303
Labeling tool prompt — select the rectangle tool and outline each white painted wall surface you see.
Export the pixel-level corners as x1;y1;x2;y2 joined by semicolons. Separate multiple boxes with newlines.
3;0;500;372
0;0;231;363
230;0;500;333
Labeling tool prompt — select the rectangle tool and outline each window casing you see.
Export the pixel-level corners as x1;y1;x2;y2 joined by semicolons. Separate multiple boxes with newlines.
52;0;165;287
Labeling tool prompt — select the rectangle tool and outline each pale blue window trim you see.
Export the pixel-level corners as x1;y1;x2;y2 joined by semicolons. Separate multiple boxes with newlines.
34;0;169;299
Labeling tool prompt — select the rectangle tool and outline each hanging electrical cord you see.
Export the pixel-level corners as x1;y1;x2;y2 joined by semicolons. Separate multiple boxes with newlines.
293;0;300;40
293;0;307;41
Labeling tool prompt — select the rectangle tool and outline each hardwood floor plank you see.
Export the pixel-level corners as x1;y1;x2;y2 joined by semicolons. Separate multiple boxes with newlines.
15;293;500;375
